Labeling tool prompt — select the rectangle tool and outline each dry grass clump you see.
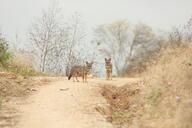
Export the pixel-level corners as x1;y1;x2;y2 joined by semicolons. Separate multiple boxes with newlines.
6;54;46;76
121;61;148;77
136;44;192;128
144;44;192;91
175;100;192;128
99;44;192;128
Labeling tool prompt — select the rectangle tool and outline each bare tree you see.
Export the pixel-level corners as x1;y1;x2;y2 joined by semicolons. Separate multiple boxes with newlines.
28;4;88;75
130;23;156;60
169;27;183;45
28;3;63;72
95;21;166;75
184;15;192;42
63;13;87;76
95;20;131;75
167;15;192;45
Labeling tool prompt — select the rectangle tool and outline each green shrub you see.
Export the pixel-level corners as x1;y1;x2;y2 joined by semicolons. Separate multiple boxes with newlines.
0;33;12;65
0;52;13;65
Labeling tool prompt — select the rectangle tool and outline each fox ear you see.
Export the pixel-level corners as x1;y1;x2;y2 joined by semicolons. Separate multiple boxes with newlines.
86;61;88;64
105;58;107;61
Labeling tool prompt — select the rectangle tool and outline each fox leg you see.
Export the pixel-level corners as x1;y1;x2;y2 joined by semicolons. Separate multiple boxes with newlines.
75;76;79;82
82;75;84;83
85;74;87;83
106;71;108;80
107;71;109;80
73;75;75;82
110;71;112;80
75;73;79;82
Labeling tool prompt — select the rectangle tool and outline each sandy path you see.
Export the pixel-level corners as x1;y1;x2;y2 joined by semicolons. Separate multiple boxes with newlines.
15;77;139;128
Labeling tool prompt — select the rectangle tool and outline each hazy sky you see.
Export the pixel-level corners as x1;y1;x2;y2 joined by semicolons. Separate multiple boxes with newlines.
0;0;192;42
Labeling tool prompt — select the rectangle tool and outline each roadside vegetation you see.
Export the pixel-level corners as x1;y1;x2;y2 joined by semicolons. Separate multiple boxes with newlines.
0;31;47;112
0;32;46;77
98;16;192;128
6;54;47;76
0;32;49;127
98;43;192;128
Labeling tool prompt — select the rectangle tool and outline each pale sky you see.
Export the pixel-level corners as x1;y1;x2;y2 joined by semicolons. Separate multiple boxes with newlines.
0;0;192;42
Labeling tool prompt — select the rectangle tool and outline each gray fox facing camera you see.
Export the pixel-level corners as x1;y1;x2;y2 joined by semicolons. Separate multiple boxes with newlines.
105;58;112;80
68;61;93;82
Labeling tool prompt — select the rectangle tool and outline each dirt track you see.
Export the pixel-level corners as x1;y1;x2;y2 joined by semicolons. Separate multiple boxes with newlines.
15;77;140;128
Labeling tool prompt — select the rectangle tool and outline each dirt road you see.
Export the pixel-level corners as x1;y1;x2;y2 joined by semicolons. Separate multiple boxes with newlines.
15;77;140;128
